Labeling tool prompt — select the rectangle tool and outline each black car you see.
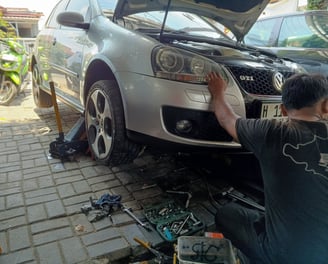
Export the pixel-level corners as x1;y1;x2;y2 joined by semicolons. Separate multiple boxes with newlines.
243;10;328;77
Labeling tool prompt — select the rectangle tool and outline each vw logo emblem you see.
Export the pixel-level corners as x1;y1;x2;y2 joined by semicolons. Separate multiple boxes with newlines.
272;72;285;92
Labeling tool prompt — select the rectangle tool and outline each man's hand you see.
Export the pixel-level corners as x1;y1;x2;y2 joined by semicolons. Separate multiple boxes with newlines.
207;72;227;100
206;72;240;142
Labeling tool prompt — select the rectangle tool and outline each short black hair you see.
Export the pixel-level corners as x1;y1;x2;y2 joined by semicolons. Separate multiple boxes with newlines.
282;73;328;110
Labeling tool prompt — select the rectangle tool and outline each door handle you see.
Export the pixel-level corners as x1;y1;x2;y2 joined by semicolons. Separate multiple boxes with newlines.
52;38;57;46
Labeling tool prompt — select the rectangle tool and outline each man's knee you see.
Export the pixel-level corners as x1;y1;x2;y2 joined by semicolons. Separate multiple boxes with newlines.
215;203;241;231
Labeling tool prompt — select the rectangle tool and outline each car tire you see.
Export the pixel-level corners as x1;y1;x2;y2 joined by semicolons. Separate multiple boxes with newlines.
32;65;53;108
0;78;17;106
85;80;142;166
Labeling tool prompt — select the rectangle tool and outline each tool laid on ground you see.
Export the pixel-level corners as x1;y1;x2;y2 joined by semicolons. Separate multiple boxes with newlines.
81;193;122;222
49;81;88;160
143;199;205;242
166;190;192;208
220;187;265;212
134;237;174;264
122;206;152;231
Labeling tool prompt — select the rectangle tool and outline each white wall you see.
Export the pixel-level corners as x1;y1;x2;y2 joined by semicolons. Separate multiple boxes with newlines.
260;0;307;18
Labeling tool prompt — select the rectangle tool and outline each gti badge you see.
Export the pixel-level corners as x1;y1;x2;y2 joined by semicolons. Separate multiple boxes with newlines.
240;75;254;81
272;72;285;92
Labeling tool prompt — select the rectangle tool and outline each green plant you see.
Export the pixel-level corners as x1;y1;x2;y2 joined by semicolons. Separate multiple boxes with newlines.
307;0;328;10
0;11;17;38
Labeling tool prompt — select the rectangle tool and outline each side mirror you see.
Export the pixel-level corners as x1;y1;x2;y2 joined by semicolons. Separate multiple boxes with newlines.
57;12;90;30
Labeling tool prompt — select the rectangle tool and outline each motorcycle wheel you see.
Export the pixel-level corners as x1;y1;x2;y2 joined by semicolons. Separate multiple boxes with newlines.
0;79;17;106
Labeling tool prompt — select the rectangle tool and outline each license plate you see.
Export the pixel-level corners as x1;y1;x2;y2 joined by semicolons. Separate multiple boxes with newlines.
261;103;283;119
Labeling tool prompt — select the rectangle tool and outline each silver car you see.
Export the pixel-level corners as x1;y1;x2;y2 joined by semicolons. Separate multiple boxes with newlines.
31;0;304;166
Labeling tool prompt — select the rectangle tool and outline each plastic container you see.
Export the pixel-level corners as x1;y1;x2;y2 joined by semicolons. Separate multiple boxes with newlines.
177;236;237;264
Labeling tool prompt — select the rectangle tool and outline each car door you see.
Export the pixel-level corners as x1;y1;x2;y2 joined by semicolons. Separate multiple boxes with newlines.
50;0;91;109
35;0;69;89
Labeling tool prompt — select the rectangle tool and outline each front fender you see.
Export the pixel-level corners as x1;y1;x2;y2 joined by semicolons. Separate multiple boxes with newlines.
5;71;20;85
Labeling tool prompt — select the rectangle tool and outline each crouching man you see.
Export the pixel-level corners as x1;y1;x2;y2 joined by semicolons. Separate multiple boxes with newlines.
207;72;328;264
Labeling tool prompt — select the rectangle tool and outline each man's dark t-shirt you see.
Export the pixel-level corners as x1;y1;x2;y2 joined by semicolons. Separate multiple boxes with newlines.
236;118;328;263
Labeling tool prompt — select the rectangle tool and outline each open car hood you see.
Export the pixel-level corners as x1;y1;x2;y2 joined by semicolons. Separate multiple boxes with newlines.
114;0;270;41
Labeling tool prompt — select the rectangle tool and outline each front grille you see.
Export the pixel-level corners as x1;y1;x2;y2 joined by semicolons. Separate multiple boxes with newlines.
228;66;294;95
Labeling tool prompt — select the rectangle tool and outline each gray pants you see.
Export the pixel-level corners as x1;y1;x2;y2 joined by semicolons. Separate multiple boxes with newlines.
215;202;269;264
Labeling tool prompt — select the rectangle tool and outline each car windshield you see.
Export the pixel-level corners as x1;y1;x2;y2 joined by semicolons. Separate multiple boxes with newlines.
98;0;233;41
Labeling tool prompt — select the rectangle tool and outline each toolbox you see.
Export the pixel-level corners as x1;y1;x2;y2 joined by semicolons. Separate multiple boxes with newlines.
143;199;205;242
177;236;237;264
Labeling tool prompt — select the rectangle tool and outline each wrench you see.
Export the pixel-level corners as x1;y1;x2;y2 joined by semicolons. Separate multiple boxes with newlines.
122;206;152;231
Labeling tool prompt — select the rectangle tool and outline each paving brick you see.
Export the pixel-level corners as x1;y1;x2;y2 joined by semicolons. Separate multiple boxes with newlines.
92;217;113;231
9;226;31;251
33;227;73;246
7;170;23;182
36;242;63;264
23;167;52;180
86;175;116;185
66;203;86;215
86;237;130;260
55;174;84;185
0;207;25;221
0;248;35;264
22;179;39;191
26;193;59;206
45;200;66;219
0;231;8;253
70;214;95;234
94;165;113;175
116;171;135;185
6;193;24;209
80;167;99;178
22;160;37;169
25;187;57;199
38;176;54;188
0;165;21;174
63;194;93;207
0;196;4;210
0;174;7;184
27;204;47;223
72;180;92;194
62;161;80;171
57;183;76;198
7;153;20;163
81;227;121;246
0;184;21;195
0;216;27;232
31;218;70;235
0;160;20;169
60;237;88;263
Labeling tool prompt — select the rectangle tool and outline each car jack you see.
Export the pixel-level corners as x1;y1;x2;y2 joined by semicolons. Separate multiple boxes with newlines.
49;81;89;160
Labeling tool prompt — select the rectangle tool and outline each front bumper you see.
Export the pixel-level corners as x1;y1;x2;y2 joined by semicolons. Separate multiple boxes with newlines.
117;72;244;148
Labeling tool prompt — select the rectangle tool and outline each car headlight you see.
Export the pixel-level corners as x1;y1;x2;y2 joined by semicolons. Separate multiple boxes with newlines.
0;53;17;62
152;46;229;84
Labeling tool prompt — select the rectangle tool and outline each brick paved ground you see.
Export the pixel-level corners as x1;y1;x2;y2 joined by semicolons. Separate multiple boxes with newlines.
0;82;220;263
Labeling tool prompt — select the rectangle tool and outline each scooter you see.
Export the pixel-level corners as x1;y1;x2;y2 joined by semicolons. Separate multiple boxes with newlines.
0;27;29;106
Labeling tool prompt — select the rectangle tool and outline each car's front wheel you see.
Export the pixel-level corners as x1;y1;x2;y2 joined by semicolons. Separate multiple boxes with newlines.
85;80;142;166
32;64;53;108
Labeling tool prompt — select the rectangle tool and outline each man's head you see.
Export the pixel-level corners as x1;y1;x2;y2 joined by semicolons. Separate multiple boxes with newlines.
282;73;328;111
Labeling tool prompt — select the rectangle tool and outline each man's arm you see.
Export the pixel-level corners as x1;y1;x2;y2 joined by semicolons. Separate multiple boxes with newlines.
207;72;241;142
